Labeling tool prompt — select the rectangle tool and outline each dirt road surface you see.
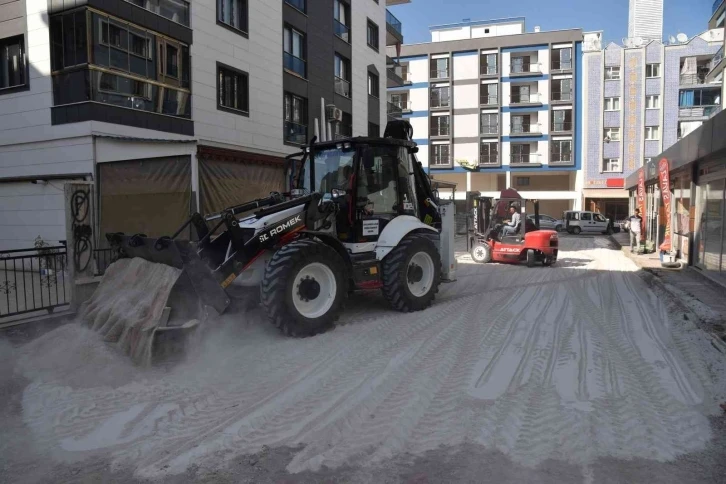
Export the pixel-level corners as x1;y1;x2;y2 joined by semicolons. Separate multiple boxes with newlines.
2;236;726;483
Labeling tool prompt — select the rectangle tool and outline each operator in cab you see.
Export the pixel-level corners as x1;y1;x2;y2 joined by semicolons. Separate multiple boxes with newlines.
502;205;520;236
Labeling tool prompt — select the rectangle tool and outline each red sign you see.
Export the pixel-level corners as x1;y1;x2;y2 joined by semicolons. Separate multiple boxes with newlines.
658;158;672;251
606;178;625;188
637;170;646;241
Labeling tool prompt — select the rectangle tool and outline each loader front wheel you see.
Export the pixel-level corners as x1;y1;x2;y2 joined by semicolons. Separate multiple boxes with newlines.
262;239;347;337
382;234;441;312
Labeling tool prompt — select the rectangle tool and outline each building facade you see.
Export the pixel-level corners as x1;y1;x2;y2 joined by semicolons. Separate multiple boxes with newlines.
628;0;664;42
581;28;723;224
388;18;584;217
0;0;407;250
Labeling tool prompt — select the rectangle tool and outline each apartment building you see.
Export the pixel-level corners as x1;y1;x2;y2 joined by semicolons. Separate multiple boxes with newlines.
388;18;583;217
581;27;724;223
0;0;407;250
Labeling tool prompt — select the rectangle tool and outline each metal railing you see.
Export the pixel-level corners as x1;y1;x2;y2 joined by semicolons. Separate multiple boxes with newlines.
389;99;412;112
479;154;499;165
284;0;305;12
93;248;116;276
679;73;709;85
480;124;499;135
334;19;350;42
283;52;306;77
551;60;572;70
430;153;451;166
711;46;724;70
127;0;190;26
402;71;413;84
334;124;352;139
387;101;403;116
510;93;541;104
510;153;541;164
551;90;573;101
0;246;69;318
430;91;451;108
679;105;720;117
430;125;450;137
386;9;402;35
334;76;350;97
510;62;542;74
480;94;498;105
551;121;573;132
550;152;573;164
430;68;450;79
285;121;308;145
510;122;542;134
480;65;498;76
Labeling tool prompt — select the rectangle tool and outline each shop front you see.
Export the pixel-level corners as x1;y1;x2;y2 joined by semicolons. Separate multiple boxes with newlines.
693;159;726;284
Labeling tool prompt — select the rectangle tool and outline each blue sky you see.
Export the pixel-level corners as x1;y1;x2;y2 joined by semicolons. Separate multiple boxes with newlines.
388;0;716;46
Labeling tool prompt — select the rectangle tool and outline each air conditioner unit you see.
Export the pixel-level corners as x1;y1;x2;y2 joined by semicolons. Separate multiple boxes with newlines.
326;105;343;122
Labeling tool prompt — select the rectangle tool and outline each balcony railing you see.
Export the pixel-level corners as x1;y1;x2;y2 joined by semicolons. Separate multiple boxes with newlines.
430;93;450;108
679;105;720;117
285;121;307;145
284;0;305;12
480;124;499;135
389;99;412;112
550;152;574;164
551;121;573;132
480;94;498;106
510;63;542;75
551;60;572;70
430;68;450;79
334;77;350;97
387;101;402;117
430;153;451;166
510;153;541;164
680;73;709;85
283;52;306;78
710;46;724;70
510;93;541;104
480;65;498;76
551;90;573;101
386;9;402;35
479;154;499;166
510;123;542;135
431;126;450;137
714;0;723;14
126;0;190;26
334;19;350;42
334;124;352;139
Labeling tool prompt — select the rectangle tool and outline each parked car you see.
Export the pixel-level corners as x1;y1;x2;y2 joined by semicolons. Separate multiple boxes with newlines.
563;210;613;235
527;214;564;232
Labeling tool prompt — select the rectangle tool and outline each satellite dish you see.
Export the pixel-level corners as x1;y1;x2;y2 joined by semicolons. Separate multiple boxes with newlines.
669;35;676;44
604;136;611;143
634;37;644;46
676;33;688;43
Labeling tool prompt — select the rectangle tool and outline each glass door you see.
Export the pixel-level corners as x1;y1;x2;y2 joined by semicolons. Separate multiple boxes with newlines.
696;178;725;276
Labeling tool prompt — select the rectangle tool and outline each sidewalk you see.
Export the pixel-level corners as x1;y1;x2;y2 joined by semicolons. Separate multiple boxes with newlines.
611;231;726;332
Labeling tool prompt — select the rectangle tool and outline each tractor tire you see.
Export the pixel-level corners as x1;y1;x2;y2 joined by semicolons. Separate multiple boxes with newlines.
382;234;441;312
261;239;347;337
572;226;582;235
470;242;492;264
526;249;536;267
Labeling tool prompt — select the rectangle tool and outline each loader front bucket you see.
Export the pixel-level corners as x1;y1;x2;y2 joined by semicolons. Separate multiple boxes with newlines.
80;236;231;365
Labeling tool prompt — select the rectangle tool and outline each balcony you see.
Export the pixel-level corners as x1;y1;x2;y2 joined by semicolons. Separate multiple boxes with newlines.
334;19;350;43
480;94;498;106
386;9;404;45
509;123;542;136
387;101;403;118
509;63;543;77
285;121;307;145
551;60;573;71
679;105;721;117
680;73;711;85
510;93;542;106
430;153;451;167
510;153;542;166
551;121;573;132
283;52;306;78
706;46;725;82
387;66;404;88
334;77;350;98
480;65;498;76
479;153;500;167
551;90;573;102
126;0;190;26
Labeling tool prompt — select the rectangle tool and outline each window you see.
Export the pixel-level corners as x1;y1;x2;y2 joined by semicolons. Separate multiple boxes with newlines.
431;144;451;166
334;54;350;97
284;0;305;13
552;47;572;70
480;53;497;75
602;158;621;172
368;72;379;98
551;140;572;163
165;44;178;78
218;63;249;115
284;92;307;144
646;63;660;78
284;26;306;78
334;0;350;42
217;0;248;35
126;0;190;26
552;110;572;131
605;66;621;80
390;92;409;111
430;115;450;137
679;89;720;107
581;212;592;221
604;97;620;111
604;127;620;141
511;56;532;74
334;111;352;139
357;145;405;215
430;57;449;79
511;85;533;104
511;115;532;134
50;12;87;72
646;95;660;109
368;122;380;137
516;177;530;187
430;86;450;108
552;78;572;101
645;126;660;140
367;20;379;51
511;144;531;163
480;83;498;105
479;142;498;165
480;113;498;134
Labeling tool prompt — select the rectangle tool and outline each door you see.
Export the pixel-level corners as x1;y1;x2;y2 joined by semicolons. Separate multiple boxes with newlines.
579;212;593;232
593;213;609;232
696;178;725;277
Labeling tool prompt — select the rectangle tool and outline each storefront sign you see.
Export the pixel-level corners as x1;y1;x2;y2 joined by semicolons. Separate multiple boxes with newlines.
637;170;646;239
658;158;672;251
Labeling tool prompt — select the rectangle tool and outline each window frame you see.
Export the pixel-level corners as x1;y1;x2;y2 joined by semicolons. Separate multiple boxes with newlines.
430;114;450;137
551;109;572;132
430;85;450;108
645;63;661;78
334;53;351;98
604;97;620;111
430;143;451;167
644;125;660;140
602;158;621;173
217;0;249;38
646;94;660;109
479;142;499;165
480;112;499;134
333;0;351;43
283;25;306;78
605;66;621;80
366;19;379;52
368;71;379;98
284;91;307;145
552;47;572;70
217;61;249;116
550;139;572;162
604;127;621;141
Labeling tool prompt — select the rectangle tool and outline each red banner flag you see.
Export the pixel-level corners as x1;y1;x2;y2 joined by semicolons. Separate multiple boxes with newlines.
637;170;646;241
658;158;672;252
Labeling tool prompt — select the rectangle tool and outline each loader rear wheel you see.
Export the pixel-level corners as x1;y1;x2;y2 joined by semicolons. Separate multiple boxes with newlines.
261;239;347;337
382;234;441;312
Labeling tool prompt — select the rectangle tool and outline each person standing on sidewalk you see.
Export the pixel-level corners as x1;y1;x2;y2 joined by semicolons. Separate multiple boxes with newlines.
628;208;642;252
